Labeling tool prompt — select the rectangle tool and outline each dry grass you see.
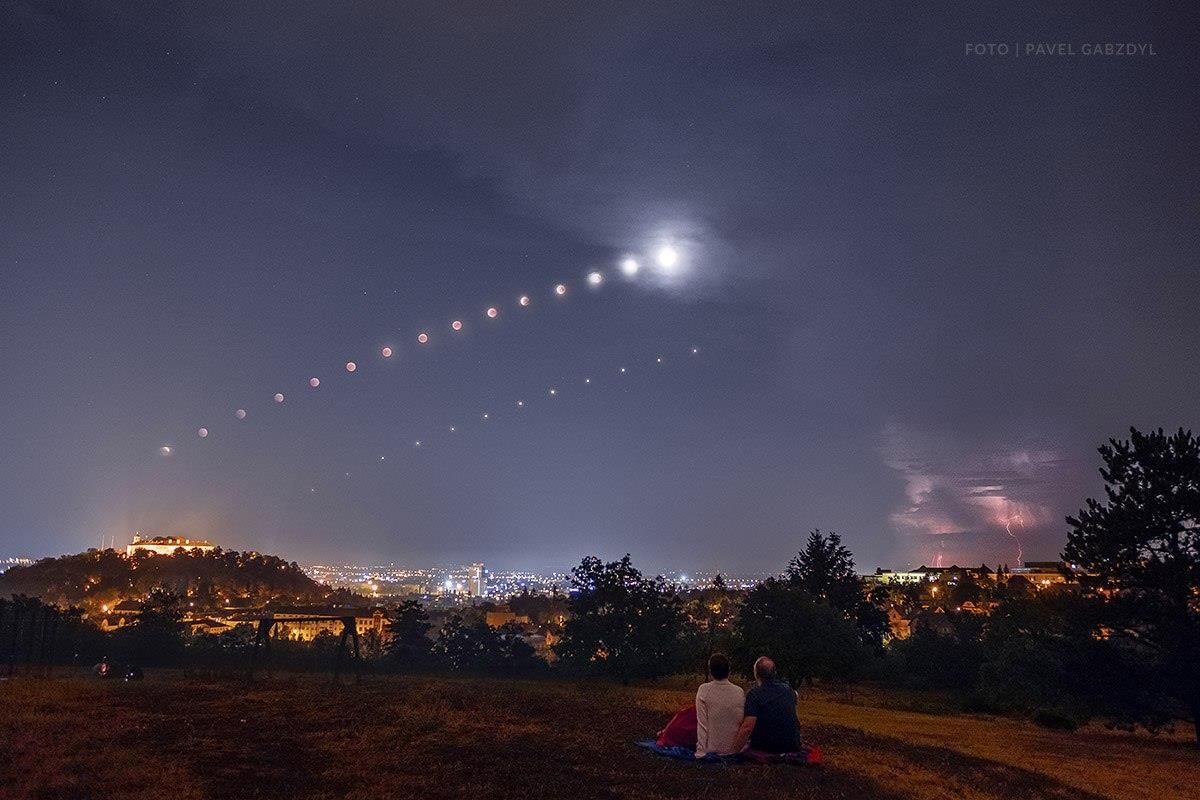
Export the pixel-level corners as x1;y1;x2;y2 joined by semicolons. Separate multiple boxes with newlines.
1;672;1195;800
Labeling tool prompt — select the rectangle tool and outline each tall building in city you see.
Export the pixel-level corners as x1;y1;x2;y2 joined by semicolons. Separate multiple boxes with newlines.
467;562;485;597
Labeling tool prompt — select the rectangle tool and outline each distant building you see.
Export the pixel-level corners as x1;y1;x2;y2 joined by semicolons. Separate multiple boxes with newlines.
886;606;911;640
467;562;486;597
110;599;142;616
865;569;927;586
485;609;530;628
185;617;232;636
257;607;388;642
1009;560;1074;588
0;557;33;574
126;532;216;556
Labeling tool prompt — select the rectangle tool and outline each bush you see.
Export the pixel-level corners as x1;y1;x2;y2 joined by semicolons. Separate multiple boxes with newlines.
1033;708;1080;731
892;627;983;691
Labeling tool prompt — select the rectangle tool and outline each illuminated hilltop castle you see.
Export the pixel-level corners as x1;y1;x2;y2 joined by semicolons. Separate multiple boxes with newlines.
126;532;216;556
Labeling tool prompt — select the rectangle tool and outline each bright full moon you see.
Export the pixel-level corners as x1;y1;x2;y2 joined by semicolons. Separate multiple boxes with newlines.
655;246;678;269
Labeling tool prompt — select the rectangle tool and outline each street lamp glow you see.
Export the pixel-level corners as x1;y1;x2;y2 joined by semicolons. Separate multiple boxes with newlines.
587;271;603;286
620;258;639;276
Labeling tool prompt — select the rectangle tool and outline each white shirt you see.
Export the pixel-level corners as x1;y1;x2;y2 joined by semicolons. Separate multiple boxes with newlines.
695;678;745;756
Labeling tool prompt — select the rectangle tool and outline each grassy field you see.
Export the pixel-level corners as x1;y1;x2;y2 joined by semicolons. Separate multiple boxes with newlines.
1;672;1196;800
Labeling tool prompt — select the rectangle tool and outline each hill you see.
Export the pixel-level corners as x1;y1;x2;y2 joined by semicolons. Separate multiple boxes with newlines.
2;673;1196;800
0;547;327;610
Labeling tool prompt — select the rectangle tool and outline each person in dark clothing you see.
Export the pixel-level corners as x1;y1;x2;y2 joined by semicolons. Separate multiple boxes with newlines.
731;656;801;753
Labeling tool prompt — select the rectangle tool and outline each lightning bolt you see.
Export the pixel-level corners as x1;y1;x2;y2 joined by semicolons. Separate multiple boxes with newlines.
1004;513;1025;567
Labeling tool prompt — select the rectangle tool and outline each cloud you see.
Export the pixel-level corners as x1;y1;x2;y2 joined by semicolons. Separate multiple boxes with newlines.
881;423;1063;566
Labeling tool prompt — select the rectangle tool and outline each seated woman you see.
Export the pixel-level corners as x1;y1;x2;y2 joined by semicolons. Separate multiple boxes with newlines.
693;653;745;757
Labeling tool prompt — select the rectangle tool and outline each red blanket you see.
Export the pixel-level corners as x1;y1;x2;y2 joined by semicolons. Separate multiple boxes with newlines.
655;705;698;749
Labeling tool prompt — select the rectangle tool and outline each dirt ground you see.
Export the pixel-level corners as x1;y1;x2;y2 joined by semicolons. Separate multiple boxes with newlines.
1;673;1195;800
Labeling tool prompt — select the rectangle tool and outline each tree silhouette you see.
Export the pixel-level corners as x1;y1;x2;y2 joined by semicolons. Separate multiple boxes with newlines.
1065;427;1200;742
385;599;432;668
737;578;868;686
110;586;186;666
554;555;691;682
786;530;888;647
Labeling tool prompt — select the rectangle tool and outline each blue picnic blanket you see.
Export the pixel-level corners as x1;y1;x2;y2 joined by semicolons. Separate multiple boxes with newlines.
635;740;740;763
635;740;822;766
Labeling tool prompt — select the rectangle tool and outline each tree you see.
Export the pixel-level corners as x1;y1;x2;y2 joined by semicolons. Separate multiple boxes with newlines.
786;530;888;647
736;579;870;686
432;616;542;673
893;626;983;691
554;555;692;682
385;599;432;668
949;574;983;607
1064;427;1200;742
975;593;1163;730
361;628;385;661
434;614;488;671
111;586;185;666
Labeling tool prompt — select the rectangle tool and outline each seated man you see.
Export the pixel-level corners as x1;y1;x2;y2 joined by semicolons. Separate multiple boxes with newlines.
694;653;745;757
731;656;801;754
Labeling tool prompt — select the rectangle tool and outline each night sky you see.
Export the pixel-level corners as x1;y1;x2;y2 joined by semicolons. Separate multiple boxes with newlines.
2;3;1196;573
